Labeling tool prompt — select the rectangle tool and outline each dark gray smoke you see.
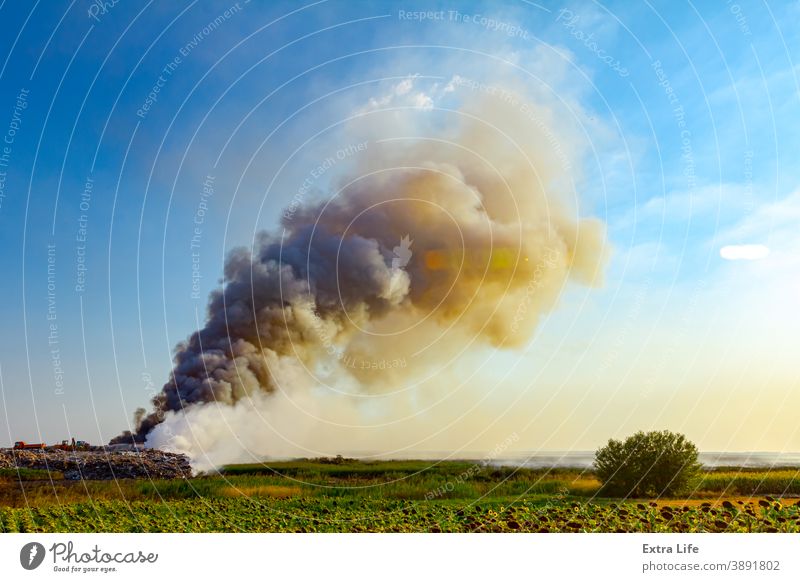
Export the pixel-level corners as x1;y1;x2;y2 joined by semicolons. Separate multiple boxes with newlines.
112;221;410;443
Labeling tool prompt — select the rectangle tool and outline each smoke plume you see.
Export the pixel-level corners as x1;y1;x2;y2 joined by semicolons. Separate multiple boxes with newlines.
113;85;609;466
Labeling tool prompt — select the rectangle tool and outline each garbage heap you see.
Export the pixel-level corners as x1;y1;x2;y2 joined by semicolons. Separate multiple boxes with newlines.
0;448;192;480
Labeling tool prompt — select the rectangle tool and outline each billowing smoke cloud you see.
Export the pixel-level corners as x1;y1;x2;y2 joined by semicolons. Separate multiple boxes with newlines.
113;83;609;466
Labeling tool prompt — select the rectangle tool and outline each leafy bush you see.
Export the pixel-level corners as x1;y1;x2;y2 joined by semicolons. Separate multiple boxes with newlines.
594;430;701;497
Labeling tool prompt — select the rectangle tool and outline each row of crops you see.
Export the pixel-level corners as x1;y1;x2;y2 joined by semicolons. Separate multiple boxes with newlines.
2;497;799;533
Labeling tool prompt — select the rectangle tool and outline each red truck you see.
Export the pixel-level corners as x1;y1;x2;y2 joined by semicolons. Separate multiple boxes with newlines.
13;441;46;450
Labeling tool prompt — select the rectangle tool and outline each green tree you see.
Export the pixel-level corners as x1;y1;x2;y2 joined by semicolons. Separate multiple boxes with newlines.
594;430;701;498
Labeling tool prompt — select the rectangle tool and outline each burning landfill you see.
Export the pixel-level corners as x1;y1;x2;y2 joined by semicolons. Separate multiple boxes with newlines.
0;447;191;480
112;84;609;470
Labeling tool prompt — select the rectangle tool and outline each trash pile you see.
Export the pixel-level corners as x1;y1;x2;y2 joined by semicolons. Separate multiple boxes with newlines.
0;448;192;480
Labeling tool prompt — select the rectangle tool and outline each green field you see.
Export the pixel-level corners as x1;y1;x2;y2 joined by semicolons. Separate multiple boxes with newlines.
1;460;799;532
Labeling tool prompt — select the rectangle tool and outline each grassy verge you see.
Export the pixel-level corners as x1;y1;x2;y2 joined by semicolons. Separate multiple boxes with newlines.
0;467;64;481
697;470;800;495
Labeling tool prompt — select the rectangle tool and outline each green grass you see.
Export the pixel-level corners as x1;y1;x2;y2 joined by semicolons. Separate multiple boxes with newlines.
219;461;597;498
697;470;800;495
1;459;798;532
0;467;64;481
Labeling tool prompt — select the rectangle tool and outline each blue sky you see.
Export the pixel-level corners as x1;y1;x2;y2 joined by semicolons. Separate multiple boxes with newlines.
0;0;798;454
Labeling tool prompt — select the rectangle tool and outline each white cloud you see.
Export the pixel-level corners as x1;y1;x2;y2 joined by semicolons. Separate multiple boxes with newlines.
394;77;414;96
713;190;800;268
612;183;754;232
719;244;770;261
357;75;437;114
412;92;434;111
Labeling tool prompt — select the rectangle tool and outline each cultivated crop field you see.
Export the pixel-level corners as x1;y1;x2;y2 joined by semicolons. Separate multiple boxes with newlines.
1;460;799;532
3;496;800;533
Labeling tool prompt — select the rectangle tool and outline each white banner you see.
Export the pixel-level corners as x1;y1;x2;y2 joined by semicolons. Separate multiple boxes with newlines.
1;533;797;582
